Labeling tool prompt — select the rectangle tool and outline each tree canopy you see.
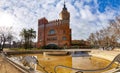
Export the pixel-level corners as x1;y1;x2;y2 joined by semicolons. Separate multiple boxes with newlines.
88;16;120;50
20;28;36;49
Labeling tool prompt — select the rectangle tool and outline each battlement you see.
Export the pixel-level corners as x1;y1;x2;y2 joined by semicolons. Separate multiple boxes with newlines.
49;19;61;23
46;19;69;27
48;19;62;25
38;18;69;28
38;17;48;26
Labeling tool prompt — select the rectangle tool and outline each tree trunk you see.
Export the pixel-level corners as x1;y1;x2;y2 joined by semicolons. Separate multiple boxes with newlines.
1;37;5;51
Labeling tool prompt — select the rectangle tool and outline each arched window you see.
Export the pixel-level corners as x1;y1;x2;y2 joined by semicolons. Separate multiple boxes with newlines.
49;29;55;35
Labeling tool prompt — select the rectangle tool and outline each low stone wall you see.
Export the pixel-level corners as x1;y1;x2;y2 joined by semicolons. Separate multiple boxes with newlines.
5;57;31;73
2;53;43;73
5;51;43;55
43;51;69;56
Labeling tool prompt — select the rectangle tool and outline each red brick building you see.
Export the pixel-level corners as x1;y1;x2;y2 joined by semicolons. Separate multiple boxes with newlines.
37;3;71;48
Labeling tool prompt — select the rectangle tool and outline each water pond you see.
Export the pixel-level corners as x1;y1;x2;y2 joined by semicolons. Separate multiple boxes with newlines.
11;53;116;73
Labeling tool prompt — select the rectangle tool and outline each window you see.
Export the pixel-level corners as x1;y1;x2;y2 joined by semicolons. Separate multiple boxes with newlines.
47;37;57;41
49;29;55;35
63;30;66;34
39;33;41;36
39;39;42;42
62;36;67;40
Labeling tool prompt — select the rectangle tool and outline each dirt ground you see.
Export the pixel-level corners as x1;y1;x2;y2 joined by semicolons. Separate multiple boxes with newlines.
0;55;22;73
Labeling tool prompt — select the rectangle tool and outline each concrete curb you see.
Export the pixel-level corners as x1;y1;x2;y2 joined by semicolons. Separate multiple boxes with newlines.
1;52;42;73
5;57;31;73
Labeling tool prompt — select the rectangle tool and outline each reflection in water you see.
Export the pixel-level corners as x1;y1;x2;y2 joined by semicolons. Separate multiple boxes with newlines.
10;53;116;73
71;51;90;57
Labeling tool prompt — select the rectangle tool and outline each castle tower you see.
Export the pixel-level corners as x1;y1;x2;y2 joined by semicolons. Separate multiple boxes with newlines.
37;1;71;48
59;2;70;20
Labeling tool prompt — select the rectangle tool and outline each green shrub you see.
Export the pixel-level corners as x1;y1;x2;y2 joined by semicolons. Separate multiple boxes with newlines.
41;44;62;49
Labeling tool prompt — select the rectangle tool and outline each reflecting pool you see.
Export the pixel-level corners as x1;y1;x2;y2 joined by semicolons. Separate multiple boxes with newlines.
12;53;116;73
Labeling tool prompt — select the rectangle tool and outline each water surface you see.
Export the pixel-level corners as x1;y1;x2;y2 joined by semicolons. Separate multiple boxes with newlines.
14;54;116;73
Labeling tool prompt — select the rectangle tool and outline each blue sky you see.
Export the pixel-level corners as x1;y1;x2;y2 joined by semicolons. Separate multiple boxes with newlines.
0;0;120;41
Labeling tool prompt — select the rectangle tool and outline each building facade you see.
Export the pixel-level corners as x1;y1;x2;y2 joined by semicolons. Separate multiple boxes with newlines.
37;3;71;48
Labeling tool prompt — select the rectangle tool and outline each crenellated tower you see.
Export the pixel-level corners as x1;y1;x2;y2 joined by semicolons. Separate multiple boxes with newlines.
37;1;71;48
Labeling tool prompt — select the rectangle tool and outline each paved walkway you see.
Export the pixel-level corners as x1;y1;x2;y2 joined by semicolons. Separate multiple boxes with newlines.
89;49;120;61
0;55;22;73
89;49;120;73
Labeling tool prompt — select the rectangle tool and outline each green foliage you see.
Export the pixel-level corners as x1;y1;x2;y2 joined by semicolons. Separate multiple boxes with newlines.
41;44;63;49
20;28;36;49
9;47;41;51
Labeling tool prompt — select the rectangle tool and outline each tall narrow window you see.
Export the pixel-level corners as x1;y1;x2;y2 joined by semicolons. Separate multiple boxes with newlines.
49;29;55;35
63;30;66;34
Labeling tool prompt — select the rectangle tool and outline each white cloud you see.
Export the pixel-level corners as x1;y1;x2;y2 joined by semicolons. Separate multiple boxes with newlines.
0;0;119;40
0;11;26;40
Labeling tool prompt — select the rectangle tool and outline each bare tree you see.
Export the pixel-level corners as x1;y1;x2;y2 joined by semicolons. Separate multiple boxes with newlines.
88;33;97;47
0;27;14;51
88;17;120;50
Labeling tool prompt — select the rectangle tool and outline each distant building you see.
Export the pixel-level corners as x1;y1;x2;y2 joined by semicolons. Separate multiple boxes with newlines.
37;2;71;48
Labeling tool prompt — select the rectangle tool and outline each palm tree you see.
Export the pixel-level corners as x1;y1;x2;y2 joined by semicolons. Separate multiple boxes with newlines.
20;28;29;49
20;28;36;49
28;28;36;48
